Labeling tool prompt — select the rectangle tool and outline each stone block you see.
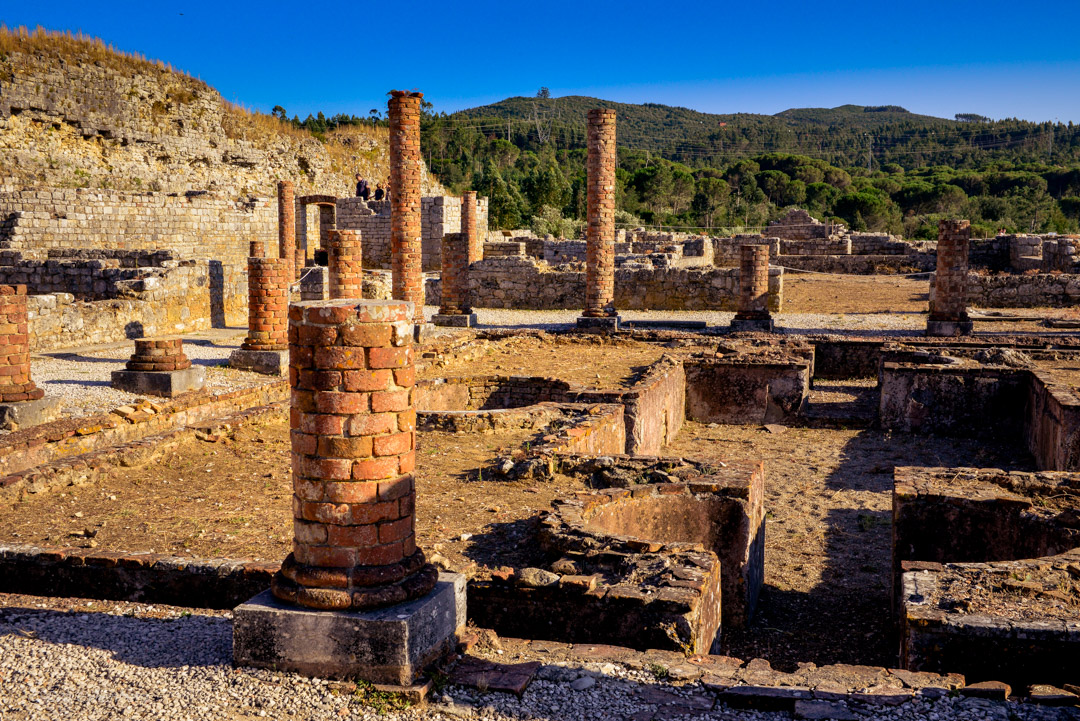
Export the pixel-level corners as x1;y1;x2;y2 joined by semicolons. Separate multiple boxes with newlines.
432;313;478;328
228;348;288;376
233;573;465;685
576;315;620;330
925;319;974;337
730;318;775;333
110;365;205;398
0;395;62;431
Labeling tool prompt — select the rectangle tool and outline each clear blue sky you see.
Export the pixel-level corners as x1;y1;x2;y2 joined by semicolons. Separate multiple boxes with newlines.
6;0;1080;122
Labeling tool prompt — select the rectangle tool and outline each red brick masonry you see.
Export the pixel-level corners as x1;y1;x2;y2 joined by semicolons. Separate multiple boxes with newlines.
584;108;617;318
389;91;425;324
278;180;296;280
125;337;191;372
241;252;290;352
328;230;363;300
734;244;772;321
271;298;437;610
0;285;43;402
930;219;971;322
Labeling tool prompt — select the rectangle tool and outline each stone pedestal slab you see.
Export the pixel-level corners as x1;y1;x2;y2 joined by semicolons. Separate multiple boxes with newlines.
233;572;465;685
228;348;288;376
926;319;974;337
111;366;205;398
576;315;620;330
730;318;775;333
432;313;478;328
0;396;62;431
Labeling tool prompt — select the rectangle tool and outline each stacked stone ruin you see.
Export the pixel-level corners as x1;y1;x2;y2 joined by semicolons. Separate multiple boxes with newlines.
327;230;363;300
578;108;619;329
927;219;973;337
730;244;774;332
388;92;425;325
111;336;204;397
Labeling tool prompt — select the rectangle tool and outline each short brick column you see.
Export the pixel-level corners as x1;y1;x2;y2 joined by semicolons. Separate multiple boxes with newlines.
272;298;437;610
278;180;297;280
112;336;205;396
432;233;476;327
242;251;289;352
0;285;43;402
579;108;618;329
389;91;425;324
126;338;191;371
328;230;363;300
731;244;774;332
927;219;973;336
462;191;481;264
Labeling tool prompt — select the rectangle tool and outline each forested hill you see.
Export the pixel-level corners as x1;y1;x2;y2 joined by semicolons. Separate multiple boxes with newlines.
421;93;1080;238
440;96;1070;170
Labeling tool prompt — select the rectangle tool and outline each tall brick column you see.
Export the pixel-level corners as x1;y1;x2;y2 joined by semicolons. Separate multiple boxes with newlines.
927;219;973;336
0;285;42;402
242;249;289;352
432;233;476;327
731;244;774;332
462;191;482;264
278;180;297;280
272;298;437;610
579;108;618;328
389;91;425;324
328;230;363;300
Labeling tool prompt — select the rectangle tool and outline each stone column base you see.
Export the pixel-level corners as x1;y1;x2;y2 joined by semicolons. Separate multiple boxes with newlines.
576;315;620;330
926;319;974;337
432;313;478;328
228;348;288;376
233;573;465;686
110;366;205;398
730;317;775;333
0;396;62;431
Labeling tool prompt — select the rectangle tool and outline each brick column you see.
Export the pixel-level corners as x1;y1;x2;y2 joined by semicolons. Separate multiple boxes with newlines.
126;337;191;371
278;180;296;280
0;285;42;402
389;91;425;324
583;108;617;319
242;247;289;352
328;230;363;300
462;191;481;264
272;298;437;610
438;232;471;316
928;219;973;336
731;245;774;331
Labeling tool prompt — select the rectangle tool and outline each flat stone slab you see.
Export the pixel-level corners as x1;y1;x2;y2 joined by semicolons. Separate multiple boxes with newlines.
233;573;465;685
926;319;974;337
730;318;775;333
576;315;620;330
432;313;478;328
621;319;708;329
228;348;288;376
110;366;205;398
0;396;62;431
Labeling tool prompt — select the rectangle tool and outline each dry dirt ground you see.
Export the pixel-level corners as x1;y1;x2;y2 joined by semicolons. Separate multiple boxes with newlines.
663;420;1032;669
782;274;930;315
419;335;667;389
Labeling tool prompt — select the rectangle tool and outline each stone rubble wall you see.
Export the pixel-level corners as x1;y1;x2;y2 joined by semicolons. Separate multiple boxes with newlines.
765;208;844;240
336;196;489;271
931;272;1080;308
779;237;852;256
425;254;782;312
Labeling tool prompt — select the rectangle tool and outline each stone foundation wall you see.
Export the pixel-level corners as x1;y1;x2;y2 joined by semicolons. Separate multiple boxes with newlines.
425;256;783;312
336;195;489;271
779;238;851;256
1025;369;1080;471
935;272;1080;308
713;237;779;267
777;253;935;274
684;358;811;425
848;233;908;255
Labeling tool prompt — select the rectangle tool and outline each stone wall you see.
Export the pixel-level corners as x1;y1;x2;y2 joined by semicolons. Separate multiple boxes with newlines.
777;253;935;274
936;272;1080;308
336;195;488;271
1025;369;1080;471
425;255;782;312
765;209;841;240
684;357;811;425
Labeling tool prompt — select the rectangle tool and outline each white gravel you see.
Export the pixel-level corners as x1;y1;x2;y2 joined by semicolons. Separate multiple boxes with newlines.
421;306;926;335
0;602;1071;721
31;329;276;419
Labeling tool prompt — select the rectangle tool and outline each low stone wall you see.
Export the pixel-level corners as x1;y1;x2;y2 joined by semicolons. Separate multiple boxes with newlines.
0;383;288;493
425;256;783;312
713;236;779;267
954;272;1080;308
878;362;1028;438
779;238;851;256
1026;370;1080;471
684;356;811;425
416;376;573;412
812;339;885;379
776;253;935;274
848;233;908;255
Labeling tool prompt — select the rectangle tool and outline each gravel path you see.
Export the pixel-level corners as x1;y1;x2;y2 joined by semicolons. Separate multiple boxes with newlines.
31;328;275;419
0;598;1072;721
421;306;926;335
